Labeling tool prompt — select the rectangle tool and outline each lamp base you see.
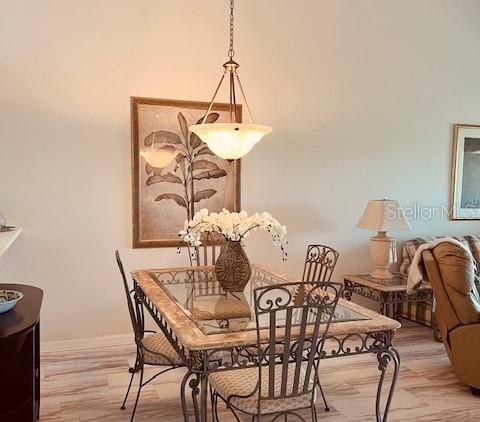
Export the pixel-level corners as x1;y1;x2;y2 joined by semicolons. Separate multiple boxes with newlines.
370;269;394;280
369;232;397;280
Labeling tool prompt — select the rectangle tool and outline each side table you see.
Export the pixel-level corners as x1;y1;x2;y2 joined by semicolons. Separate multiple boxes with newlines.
343;273;440;341
0;284;43;421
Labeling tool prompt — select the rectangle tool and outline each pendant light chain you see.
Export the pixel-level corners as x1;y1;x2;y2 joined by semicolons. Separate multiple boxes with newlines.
200;0;254;125
228;0;235;59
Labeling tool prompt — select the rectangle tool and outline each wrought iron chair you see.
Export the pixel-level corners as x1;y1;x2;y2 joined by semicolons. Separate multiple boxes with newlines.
209;281;343;422
187;232;225;267
186;233;225;303
302;244;339;412
115;251;184;421
302;244;339;283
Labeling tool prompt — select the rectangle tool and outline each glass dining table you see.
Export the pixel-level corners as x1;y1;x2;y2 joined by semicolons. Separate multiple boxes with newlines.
132;264;400;422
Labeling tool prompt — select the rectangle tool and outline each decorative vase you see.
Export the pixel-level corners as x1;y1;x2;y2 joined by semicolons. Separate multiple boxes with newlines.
214;241;252;292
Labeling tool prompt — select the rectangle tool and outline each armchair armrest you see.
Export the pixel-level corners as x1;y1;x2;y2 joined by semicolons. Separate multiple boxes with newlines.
449;323;480;389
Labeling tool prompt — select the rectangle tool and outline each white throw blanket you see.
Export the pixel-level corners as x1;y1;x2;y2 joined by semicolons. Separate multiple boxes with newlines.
406;237;476;294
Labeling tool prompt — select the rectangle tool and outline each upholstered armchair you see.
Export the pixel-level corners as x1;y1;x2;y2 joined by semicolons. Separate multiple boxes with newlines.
422;242;480;395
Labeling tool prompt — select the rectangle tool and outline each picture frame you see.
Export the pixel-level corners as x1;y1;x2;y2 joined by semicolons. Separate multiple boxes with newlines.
450;123;480;220
131;97;241;247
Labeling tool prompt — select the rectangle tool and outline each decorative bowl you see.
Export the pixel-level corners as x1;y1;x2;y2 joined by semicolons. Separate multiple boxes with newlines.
0;290;24;314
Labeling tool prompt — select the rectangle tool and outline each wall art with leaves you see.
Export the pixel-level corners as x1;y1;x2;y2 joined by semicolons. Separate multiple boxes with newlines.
131;97;241;247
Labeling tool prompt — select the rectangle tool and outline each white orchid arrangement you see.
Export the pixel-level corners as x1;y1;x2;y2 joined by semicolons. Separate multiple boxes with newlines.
179;208;288;260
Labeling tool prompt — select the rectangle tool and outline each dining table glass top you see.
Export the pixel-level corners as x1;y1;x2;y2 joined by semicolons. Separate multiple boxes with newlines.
148;266;370;335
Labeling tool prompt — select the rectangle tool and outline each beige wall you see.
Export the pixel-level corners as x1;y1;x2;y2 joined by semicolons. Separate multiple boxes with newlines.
1;0;480;341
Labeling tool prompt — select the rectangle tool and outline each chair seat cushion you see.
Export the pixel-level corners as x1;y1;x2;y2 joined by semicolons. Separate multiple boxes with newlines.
209;364;314;415
141;332;183;366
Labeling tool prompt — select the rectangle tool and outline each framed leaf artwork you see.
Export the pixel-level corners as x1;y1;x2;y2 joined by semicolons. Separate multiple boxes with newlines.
131;97;241;247
450;123;480;220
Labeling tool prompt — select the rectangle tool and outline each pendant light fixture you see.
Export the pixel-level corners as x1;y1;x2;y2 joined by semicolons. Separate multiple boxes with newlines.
189;0;272;160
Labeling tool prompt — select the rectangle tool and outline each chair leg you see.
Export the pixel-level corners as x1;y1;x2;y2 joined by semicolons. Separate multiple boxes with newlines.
129;348;141;374
211;390;227;422
311;403;318;422
130;364;144;422
210;386;216;422
318;382;329;411
121;369;136;410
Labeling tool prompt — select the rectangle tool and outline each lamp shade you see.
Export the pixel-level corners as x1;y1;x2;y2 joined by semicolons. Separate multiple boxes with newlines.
356;199;412;232
189;123;272;160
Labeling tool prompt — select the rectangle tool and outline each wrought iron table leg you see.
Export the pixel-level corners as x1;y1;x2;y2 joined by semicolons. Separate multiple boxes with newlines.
181;370;192;422
394;303;401;321
375;347;400;422
181;371;202;422
182;372;208;422
379;292;390;317
200;374;209;422
191;374;201;422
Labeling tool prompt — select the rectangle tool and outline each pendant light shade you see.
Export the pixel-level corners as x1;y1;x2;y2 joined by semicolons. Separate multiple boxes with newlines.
189;122;272;160
188;0;272;160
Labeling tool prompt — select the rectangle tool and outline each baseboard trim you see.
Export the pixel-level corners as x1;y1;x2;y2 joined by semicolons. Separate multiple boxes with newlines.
41;333;132;352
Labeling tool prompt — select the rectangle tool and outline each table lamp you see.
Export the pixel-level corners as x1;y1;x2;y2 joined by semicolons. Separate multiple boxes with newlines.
356;199;412;280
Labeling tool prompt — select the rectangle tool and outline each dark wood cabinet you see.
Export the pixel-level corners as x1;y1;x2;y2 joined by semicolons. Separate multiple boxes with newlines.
0;284;43;422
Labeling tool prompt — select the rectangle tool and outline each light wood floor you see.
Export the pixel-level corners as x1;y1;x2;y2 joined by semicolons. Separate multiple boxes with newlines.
40;321;480;421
